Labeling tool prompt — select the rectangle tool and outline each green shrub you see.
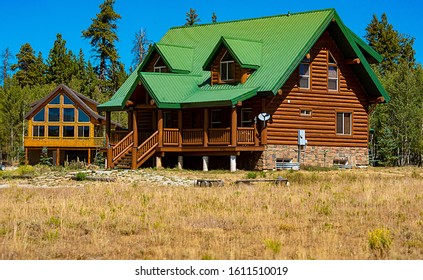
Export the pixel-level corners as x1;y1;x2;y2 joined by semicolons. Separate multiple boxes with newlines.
246;172;257;179
368;228;392;258
75;172;87;181
17;165;35;176
263;239;282;254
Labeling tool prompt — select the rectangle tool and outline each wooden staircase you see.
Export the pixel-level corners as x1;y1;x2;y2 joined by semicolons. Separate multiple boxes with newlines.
110;130;159;169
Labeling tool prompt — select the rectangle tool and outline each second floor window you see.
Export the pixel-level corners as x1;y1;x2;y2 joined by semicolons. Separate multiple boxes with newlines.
328;53;338;91
210;109;222;128
299;56;310;89
220;51;235;82
153;56;167;73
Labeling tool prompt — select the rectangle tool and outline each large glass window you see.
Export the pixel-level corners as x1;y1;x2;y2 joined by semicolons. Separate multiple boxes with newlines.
78;126;90;138
220;51;235;82
48;108;60;122
299;56;310;89
336;112;351;135
63;108;75;122
78;108;90;122
63;95;74;105
49;95;60;104
33;108;45;122
33;125;45;137
63;126;75;137
48;126;60;137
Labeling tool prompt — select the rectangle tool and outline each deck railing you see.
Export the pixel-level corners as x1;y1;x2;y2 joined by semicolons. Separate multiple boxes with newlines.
24;136;106;148
163;128;179;146
136;131;159;163
182;129;204;145
237;127;255;145
208;128;231;145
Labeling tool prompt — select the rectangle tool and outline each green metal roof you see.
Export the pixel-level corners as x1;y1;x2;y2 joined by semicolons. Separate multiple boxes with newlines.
203;36;262;70
156;43;194;73
99;8;389;110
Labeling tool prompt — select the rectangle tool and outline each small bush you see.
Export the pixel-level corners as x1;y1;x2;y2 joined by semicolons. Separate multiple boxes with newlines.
246;172;257;179
17;165;35;176
368;228;392;258
75;172;87;181
263;239;282;254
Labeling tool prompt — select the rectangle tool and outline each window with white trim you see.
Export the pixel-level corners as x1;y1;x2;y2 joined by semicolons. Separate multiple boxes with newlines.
300;109;312;117
299;56;310;89
336;112;351;135
153;56;167;73
328;53;338;91
220;51;235;82
33;125;45;137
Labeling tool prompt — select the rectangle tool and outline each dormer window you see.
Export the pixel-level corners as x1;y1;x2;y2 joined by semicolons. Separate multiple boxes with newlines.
220;51;235;82
153;56;167;73
328;53;338;91
299;56;310;89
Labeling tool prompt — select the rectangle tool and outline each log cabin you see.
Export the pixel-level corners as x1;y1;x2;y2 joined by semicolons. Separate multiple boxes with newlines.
98;8;390;171
24;84;121;166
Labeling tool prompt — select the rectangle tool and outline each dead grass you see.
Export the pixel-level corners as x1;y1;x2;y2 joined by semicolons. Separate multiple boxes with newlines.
1;166;423;260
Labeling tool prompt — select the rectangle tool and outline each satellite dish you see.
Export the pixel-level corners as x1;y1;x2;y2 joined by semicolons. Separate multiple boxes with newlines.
258;112;271;121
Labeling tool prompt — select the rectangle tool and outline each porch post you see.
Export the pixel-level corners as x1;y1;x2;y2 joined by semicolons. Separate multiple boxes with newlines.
177;155;183;170
231;106;237;146
88;148;91;164
56;148;60;166
261;99;268;145
254;120;259;146
158;109;163;147
131;109;138;169
105;111;112;168
178;110;183;147
202;156;209;172
203;108;208;147
230;155;237;172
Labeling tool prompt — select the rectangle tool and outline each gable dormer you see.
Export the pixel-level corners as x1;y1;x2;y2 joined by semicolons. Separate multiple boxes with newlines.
203;37;262;85
141;43;193;74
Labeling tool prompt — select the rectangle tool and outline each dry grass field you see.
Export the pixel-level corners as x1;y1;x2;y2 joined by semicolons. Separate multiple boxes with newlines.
0;166;422;260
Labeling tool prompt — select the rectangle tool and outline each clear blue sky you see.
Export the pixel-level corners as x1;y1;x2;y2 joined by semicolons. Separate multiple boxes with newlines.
1;0;421;72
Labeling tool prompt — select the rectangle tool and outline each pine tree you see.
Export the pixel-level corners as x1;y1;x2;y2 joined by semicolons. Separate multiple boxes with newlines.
47;34;74;84
11;43;44;87
212;12;217;23
185;8;200;26
82;0;122;82
365;13;415;73
1;48;13;84
131;28;151;68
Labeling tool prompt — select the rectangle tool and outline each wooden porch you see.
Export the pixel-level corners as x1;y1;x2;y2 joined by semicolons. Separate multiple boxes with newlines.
105;107;266;169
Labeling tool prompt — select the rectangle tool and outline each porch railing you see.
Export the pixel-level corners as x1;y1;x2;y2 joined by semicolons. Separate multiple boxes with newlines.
182;129;203;145
163;128;179;146
136;131;159;165
237;127;255;145
208;128;231;145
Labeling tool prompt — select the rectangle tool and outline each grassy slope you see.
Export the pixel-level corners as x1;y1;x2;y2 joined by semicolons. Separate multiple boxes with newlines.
0;167;422;259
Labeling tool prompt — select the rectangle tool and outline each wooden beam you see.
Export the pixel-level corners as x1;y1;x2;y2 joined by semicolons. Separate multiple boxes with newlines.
203;108;209;147
178;110;183;147
231;107;237;146
158;109;163;147
88;148;91;164
261;99;268;145
132;110;138;146
345;58;360;65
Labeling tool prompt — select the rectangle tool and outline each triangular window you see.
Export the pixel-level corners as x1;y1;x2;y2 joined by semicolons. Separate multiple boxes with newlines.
220;51;235;82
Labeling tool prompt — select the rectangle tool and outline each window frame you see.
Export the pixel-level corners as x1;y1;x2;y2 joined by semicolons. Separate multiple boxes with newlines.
63;108;75;122
299;56;310;89
219;51;235;83
328;53;339;91
78;126;90;138
33;125;45;137
48;108;60;122
300;109;312;117
240;108;253;127
336;112;352;135
33;108;45;122
210;109;222;128
153;56;167;73
63;126;75;137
